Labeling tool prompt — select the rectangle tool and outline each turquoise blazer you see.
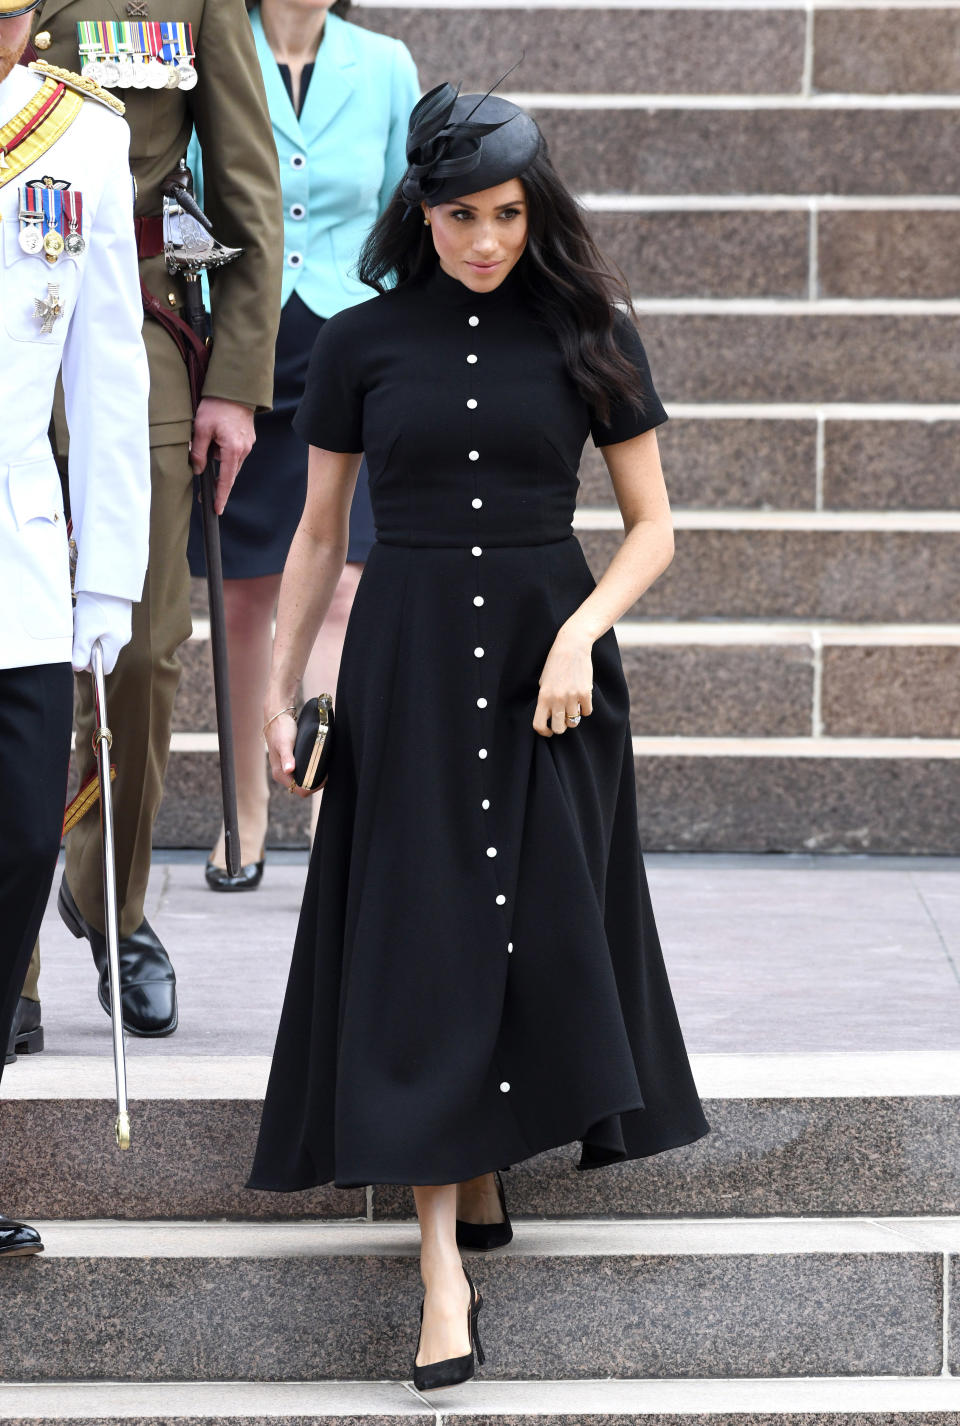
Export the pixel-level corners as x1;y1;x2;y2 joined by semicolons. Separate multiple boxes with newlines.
192;10;419;319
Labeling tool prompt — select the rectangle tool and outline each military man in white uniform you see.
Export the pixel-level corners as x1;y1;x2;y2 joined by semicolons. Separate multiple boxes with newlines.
0;0;150;1254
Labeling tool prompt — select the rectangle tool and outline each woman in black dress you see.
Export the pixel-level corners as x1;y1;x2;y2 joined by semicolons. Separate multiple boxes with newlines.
254;83;709;1391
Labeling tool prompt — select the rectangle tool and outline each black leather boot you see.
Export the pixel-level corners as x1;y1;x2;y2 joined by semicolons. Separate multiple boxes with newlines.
4;997;43;1066
0;1216;43;1257
57;877;178;1037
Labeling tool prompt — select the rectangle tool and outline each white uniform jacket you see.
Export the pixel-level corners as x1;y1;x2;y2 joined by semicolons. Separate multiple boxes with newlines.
0;63;150;671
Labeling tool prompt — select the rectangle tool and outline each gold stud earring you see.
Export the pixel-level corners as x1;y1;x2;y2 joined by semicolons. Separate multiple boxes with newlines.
424;217;431;227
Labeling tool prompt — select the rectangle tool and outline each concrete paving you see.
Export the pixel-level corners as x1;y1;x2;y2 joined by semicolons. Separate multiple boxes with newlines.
17;852;960;1060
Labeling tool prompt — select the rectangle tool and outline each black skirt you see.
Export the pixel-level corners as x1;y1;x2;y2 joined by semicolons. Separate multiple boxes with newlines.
188;293;375;579
248;535;710;1190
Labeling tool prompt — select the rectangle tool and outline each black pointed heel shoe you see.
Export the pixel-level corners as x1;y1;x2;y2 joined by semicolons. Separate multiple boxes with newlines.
412;1268;485;1393
204;854;265;892
456;1169;513;1252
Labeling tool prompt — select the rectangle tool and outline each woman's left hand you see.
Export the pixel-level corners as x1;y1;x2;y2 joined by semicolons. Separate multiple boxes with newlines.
533;624;594;737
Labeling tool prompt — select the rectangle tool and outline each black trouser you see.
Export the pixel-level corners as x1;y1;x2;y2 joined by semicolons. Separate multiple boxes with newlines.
0;663;73;1090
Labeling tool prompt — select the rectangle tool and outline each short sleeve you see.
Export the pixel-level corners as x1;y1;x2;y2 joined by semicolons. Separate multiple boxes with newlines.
293;313;365;452
589;312;668;448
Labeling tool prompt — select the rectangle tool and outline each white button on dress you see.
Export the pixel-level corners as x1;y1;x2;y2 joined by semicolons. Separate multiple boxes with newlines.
467;354;478;364
486;847;497;858
474;597;484;608
467;399;478;410
478;748;488;759
469;450;479;461
474;647;484;658
469;316;479;327
482;798;490;810
472;546;482;557
499;1081;511;1093
472;497;483;509
496;894;506;906
507;942;514;953
477;696;487;706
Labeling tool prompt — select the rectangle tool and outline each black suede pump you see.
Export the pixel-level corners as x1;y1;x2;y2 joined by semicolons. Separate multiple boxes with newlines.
455;1169;513;1252
412;1268;485;1393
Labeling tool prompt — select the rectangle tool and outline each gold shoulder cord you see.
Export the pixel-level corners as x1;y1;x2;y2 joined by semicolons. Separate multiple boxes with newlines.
28;59;126;117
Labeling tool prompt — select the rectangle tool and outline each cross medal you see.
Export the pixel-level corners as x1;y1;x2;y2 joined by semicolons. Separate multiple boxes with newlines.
34;283;63;334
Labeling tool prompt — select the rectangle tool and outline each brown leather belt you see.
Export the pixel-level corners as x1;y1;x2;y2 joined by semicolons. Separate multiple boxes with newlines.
135;215;164;259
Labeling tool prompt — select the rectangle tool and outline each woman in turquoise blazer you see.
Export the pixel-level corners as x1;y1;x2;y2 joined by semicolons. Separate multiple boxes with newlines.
191;0;419;888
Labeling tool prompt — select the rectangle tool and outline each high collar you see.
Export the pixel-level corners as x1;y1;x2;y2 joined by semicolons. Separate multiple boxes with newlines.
424;257;527;309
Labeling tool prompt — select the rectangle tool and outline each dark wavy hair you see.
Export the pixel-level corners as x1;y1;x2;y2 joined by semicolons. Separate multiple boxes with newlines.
357;142;641;423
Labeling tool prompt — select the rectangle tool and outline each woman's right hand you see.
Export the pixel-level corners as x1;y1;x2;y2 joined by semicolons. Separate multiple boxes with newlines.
265;710;311;797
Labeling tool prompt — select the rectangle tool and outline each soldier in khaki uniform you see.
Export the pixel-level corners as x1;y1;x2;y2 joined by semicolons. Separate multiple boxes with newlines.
12;0;282;1046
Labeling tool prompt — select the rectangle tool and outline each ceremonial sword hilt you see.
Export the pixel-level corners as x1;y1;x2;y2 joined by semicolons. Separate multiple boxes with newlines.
161;161;242;278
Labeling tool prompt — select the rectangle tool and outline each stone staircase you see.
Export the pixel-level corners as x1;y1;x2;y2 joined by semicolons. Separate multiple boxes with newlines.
5;851;960;1421
5;1048;960;1418
162;0;960;856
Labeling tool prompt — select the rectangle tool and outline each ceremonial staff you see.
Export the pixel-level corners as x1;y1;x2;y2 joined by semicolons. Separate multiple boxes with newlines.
161;164;242;877
91;642;130;1150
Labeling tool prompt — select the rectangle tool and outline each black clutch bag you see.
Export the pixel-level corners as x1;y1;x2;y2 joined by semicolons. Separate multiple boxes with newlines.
293;693;334;791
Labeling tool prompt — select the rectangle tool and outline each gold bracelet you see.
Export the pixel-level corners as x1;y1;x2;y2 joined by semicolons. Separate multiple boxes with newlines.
262;704;296;736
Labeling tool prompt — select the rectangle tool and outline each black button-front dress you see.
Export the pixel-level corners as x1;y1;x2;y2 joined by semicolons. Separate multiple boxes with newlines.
248;257;709;1192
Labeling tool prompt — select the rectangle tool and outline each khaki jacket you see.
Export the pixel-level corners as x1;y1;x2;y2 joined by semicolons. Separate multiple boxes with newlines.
35;0;283;444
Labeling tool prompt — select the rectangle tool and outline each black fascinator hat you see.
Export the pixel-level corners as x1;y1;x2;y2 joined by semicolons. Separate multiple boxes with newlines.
401;75;542;213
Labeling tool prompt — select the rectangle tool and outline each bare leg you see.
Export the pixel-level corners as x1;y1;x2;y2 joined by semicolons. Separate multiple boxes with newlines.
412;1184;473;1367
209;573;282;870
301;561;363;840
456;1173;505;1225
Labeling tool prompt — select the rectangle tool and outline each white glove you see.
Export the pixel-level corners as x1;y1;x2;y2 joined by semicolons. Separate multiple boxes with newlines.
72;592;133;675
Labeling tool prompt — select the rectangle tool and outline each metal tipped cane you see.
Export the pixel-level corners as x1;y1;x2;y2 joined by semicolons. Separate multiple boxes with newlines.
91;641;131;1150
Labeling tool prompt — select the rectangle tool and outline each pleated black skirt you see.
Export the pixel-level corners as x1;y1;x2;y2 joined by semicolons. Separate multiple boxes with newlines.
248;534;709;1190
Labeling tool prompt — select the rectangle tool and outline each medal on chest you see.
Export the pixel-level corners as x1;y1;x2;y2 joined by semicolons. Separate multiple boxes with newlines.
18;178;83;264
34;282;64;334
77;20;197;91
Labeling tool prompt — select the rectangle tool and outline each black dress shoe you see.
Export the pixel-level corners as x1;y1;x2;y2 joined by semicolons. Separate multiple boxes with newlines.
0;1215;43;1257
4;997;44;1066
204;856;265;892
57;878;178;1038
456;1170;513;1252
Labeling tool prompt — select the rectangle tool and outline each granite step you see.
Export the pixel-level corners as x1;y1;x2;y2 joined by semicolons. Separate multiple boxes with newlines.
356;5;808;97
5;1375;960;1422
175;621;960;741
635;311;960;407
142;737;960;854
514;411;960;511
6;1054;960;1222
579;522;960;623
1;1217;952;1382
358;3;960;101
532;106;960;200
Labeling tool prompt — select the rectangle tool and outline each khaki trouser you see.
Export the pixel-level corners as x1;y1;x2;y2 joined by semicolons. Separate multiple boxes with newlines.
69;437;194;937
22;436;194;996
